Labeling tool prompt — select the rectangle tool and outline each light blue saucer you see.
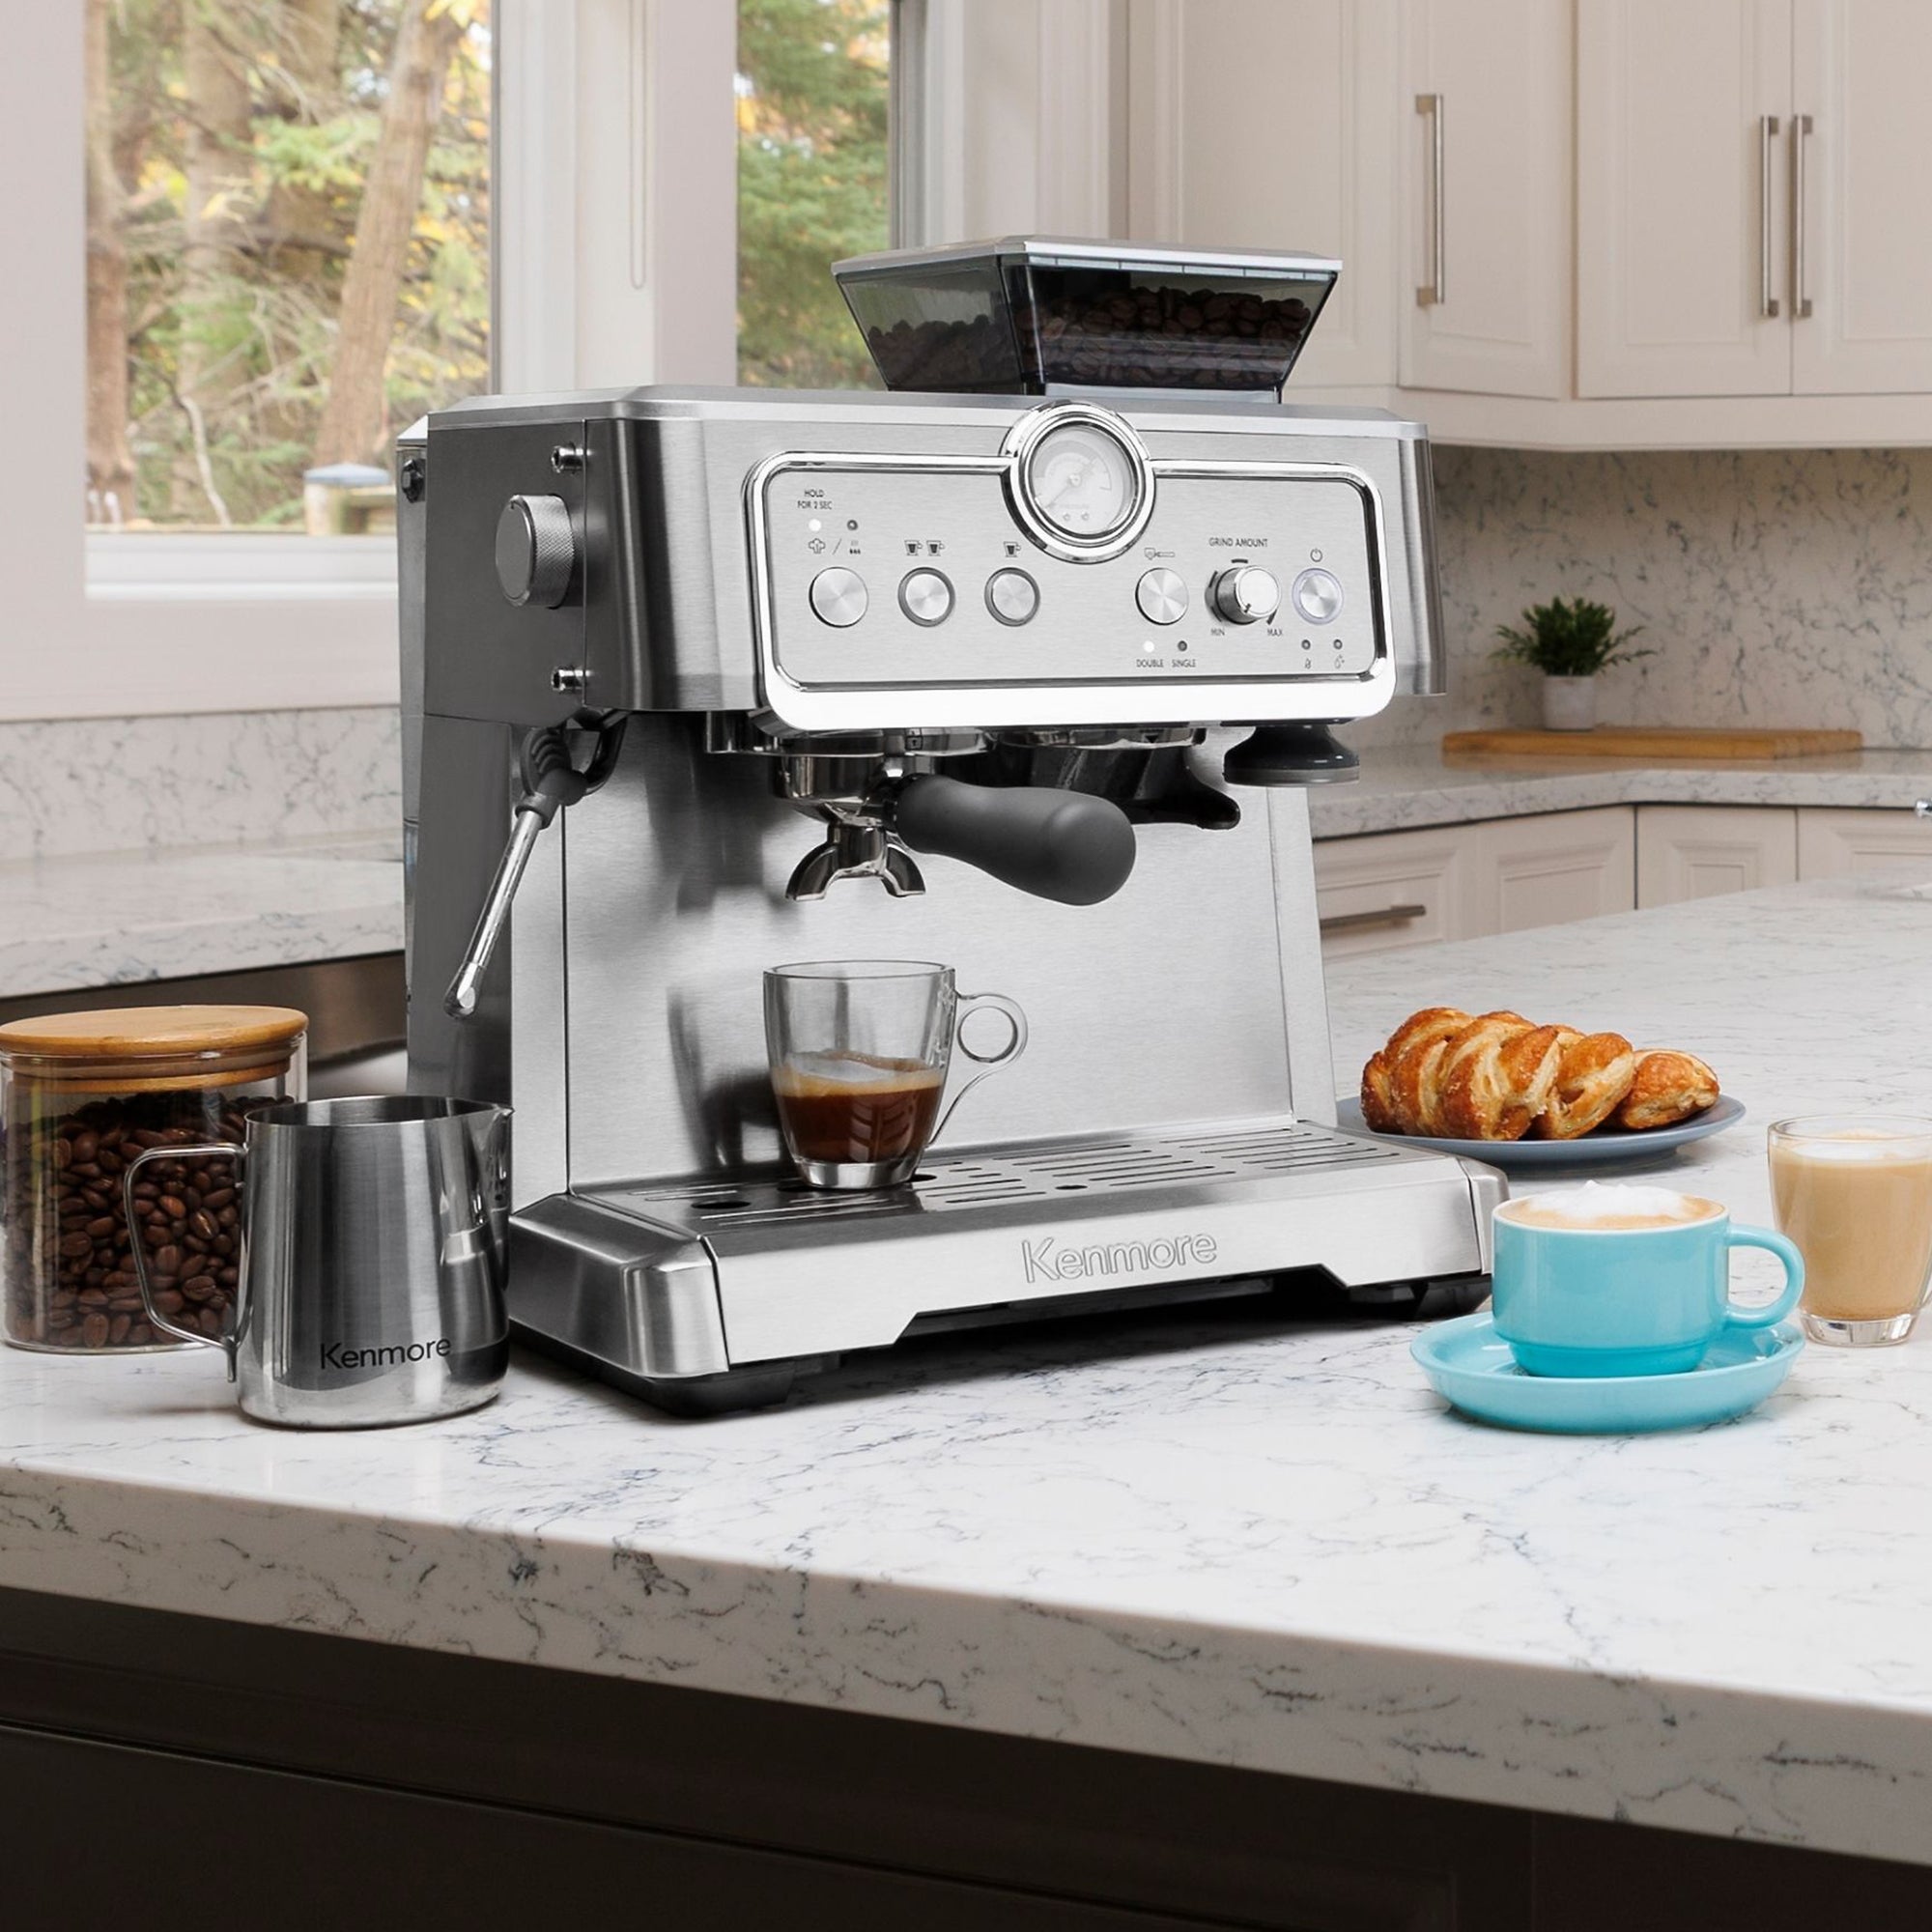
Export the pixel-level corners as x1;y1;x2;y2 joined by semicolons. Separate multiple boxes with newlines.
1410;1312;1804;1434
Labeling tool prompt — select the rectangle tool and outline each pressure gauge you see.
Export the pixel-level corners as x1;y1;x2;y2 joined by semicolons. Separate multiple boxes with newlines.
1003;403;1154;561
1025;423;1139;539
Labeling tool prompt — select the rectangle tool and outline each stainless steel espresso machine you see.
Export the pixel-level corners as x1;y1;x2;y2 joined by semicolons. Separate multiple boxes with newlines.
400;239;1503;1413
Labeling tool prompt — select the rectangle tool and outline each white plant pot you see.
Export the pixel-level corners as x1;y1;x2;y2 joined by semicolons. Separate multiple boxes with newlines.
1541;674;1598;732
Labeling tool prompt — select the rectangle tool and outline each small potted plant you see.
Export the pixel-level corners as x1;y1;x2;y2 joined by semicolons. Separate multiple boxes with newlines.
1492;597;1651;732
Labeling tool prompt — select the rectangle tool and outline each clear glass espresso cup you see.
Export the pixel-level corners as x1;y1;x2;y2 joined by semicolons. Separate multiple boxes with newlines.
764;961;1027;1190
1768;1115;1932;1347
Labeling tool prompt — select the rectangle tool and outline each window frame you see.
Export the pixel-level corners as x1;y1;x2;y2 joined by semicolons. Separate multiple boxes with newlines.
1;0;738;723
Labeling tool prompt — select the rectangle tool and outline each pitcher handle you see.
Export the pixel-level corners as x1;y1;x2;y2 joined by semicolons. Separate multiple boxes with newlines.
1723;1225;1805;1330
931;991;1029;1143
123;1142;246;1378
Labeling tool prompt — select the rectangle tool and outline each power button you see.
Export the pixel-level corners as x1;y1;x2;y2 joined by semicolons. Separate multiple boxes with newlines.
1292;567;1344;625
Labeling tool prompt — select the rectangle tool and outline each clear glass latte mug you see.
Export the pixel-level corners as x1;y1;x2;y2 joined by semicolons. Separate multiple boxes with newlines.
1768;1115;1932;1347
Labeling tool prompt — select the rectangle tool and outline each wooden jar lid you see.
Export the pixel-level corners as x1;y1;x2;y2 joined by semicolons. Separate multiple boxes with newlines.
0;1005;309;1061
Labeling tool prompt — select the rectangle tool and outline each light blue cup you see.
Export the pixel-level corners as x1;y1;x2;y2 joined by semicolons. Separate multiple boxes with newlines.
1491;1198;1804;1378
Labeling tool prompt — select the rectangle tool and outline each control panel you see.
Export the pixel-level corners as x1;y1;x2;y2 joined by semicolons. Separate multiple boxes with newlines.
755;459;1383;695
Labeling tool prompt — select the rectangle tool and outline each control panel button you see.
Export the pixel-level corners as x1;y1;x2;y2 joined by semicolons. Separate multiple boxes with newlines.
898;567;954;627
985;568;1039;626
809;565;868;628
1208;564;1280;626
1135;566;1188;625
1292;566;1345;625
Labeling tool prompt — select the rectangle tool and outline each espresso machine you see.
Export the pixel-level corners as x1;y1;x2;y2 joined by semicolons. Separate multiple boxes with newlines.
400;239;1502;1413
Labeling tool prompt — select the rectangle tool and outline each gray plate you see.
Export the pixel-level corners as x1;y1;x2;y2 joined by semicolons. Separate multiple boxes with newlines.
1332;1093;1747;1171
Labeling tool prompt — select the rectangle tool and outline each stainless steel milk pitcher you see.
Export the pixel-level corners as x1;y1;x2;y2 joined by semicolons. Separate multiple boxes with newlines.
124;1095;511;1428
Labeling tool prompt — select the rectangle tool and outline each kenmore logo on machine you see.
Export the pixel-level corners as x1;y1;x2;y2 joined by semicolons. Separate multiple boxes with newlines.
1021;1233;1217;1286
321;1338;452;1371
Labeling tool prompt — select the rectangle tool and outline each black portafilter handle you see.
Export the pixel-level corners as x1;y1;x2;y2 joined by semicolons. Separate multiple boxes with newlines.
890;775;1137;906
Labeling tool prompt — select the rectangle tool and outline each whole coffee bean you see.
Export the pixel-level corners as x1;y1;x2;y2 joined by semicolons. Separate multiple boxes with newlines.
82;1313;110;1349
182;1276;217;1304
58;1231;93;1259
153;1289;185;1316
157;1194;186;1219
71;1131;98;1164
85;1215;115;1239
107;1314;131;1346
189;1210;216;1240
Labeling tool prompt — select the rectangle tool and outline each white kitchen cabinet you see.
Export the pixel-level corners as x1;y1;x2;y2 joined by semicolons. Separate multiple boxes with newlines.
1312;821;1474;959
1473;808;1636;934
1578;0;1932;404
1315;809;1635;958
1399;0;1570;397
1123;1;1399;389
1796;805;1932;878
1789;1;1932;394
1577;0;1793;398
1636;806;1799;906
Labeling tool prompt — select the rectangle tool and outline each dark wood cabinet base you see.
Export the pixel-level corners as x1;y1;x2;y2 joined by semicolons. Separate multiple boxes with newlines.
0;1586;1923;1930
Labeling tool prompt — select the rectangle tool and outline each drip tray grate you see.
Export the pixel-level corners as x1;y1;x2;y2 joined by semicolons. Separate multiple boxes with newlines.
600;1120;1410;1234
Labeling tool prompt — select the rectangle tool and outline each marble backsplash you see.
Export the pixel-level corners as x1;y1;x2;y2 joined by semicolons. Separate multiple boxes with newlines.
0;707;400;858
1358;445;1932;751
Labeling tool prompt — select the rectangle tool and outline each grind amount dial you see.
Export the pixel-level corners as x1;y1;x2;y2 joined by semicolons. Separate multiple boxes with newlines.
1208;563;1280;625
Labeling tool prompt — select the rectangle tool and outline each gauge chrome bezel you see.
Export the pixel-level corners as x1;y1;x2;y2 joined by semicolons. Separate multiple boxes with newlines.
1001;401;1155;563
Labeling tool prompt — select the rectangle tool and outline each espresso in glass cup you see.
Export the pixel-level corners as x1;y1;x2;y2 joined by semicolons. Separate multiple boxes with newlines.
1769;1116;1932;1346
764;961;1027;1189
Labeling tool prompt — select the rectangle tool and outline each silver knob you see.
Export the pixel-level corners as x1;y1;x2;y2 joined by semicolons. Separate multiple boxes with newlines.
1135;566;1188;626
985;568;1040;626
898;567;954;627
1292;566;1345;625
1209;564;1279;626
496;495;577;609
809;565;868;628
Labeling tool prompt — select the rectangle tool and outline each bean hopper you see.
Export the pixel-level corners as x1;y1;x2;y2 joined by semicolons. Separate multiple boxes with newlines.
398;238;1502;1413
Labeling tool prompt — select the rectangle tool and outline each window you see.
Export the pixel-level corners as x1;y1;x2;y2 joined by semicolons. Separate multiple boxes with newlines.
3;1;926;720
735;0;892;389
83;0;494;538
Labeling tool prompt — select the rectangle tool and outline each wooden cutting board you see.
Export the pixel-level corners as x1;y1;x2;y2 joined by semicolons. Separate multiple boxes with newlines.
1441;725;1863;761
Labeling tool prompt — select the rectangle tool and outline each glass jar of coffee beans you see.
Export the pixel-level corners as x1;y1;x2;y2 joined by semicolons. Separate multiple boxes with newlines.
0;1007;306;1352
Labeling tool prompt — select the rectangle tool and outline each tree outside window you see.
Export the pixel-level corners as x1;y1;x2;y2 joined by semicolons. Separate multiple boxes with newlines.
736;0;890;390
84;0;492;534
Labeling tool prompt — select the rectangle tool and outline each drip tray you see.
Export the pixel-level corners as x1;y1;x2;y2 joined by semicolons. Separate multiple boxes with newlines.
510;1119;1501;1412
572;1118;1493;1371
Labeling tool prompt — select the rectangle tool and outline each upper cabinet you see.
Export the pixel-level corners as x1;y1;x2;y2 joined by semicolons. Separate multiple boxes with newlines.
1577;1;1793;398
1123;1;1399;388
1400;0;1570;397
1099;0;1932;443
1578;0;1932;401
1789;0;1932;394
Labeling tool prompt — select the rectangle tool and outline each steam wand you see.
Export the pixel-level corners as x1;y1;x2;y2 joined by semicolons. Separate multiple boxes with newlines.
444;717;628;1020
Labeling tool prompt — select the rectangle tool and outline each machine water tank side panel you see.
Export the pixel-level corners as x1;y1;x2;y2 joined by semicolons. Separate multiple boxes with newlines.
422;417;589;728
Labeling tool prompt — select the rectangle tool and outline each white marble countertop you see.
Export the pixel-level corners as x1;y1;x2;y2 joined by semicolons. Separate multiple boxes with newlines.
0;835;403;998
1310;743;1932;838
6;873;1932;1866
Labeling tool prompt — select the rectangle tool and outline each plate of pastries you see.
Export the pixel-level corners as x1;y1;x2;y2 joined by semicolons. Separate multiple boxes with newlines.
1338;1008;1742;1168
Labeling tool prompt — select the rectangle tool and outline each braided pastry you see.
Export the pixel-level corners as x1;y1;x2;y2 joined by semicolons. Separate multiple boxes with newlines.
1614;1049;1719;1131
1530;1029;1637;1140
1356;1010;1718;1142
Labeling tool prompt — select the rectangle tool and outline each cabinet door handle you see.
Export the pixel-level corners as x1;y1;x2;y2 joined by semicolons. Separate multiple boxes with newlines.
1415;94;1445;308
1791;112;1814;320
1321;902;1429;935
1758;114;1781;319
